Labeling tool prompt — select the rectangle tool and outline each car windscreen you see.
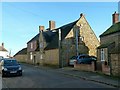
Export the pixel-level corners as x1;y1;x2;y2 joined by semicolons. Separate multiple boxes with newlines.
4;60;18;66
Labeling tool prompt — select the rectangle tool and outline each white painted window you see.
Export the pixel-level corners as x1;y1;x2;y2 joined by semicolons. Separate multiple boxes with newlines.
30;42;33;49
40;43;43;48
101;49;105;61
30;52;33;60
40;54;43;59
79;36;84;42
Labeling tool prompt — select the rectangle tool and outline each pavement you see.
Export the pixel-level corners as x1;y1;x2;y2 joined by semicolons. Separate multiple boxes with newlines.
55;67;120;88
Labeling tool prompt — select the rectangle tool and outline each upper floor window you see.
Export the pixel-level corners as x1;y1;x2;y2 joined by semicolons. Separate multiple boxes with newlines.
79;36;84;42
40;43;43;49
30;42;33;49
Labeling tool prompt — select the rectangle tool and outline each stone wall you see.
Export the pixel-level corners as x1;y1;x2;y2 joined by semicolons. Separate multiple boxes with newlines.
76;16;100;56
100;32;120;47
44;49;59;66
14;55;27;63
65;15;100;57
101;62;110;75
74;62;95;72
111;53;120;77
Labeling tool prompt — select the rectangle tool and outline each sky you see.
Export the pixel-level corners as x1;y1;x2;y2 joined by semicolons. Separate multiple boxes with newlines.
0;1;119;56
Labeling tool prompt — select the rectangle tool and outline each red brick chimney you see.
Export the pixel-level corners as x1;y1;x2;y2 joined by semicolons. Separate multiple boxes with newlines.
39;26;44;32
112;11;119;24
49;20;55;30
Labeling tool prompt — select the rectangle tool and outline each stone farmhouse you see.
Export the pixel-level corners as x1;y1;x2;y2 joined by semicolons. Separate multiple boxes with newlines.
27;13;99;67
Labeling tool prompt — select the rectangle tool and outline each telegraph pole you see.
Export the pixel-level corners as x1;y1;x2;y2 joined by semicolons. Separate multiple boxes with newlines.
75;25;82;56
59;29;62;68
76;29;79;56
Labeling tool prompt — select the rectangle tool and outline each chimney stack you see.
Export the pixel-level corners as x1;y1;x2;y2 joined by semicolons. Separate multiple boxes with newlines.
49;20;55;30
80;13;84;17
2;43;4;48
112;11;119;24
39;26;44;32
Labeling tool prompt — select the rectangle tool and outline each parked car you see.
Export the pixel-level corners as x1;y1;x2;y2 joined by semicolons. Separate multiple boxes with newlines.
0;58;22;77
76;54;96;64
69;56;77;66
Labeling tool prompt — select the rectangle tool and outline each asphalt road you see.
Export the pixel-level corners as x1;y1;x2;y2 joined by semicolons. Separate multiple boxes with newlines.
2;64;116;88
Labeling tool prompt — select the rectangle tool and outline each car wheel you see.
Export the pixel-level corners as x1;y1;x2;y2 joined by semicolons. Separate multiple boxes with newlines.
2;73;5;77
19;73;22;76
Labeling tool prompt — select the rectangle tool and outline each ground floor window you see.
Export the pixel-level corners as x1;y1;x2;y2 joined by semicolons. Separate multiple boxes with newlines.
101;49;105;61
30;52;33;60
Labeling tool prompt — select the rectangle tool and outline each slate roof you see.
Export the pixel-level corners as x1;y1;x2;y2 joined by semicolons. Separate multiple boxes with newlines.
100;22;120;37
28;19;78;51
14;48;27;56
44;20;78;50
97;42;115;49
0;46;8;51
27;30;56;44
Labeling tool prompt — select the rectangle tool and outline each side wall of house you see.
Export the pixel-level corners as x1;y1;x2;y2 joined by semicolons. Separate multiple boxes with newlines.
75;16;100;56
27;40;38;52
44;49;59;66
100;32;120;47
0;51;9;58
65;16;100;57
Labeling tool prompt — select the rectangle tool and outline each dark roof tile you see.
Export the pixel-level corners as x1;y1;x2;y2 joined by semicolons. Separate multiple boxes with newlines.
100;22;120;37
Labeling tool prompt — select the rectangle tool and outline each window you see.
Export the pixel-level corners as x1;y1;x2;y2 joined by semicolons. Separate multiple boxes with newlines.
40;54;43;59
101;49;105;61
40;43;43;48
79;36;84;42
30;52;33;60
30;43;33;49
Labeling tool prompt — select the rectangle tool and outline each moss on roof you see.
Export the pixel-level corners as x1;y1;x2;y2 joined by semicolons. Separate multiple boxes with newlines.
100;22;120;37
97;42;115;49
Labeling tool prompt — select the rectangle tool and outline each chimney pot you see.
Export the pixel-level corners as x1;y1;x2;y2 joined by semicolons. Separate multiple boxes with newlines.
80;13;84;17
2;43;4;48
39;26;44;32
49;20;55;30
112;11;119;24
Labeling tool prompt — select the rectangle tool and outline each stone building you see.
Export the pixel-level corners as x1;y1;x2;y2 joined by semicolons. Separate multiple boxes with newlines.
97;12;120;76
14;48;27;63
27;13;99;67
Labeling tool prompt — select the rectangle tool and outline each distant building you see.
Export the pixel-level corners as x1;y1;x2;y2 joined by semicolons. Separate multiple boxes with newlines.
0;43;9;58
97;12;120;76
14;48;27;63
27;13;99;67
